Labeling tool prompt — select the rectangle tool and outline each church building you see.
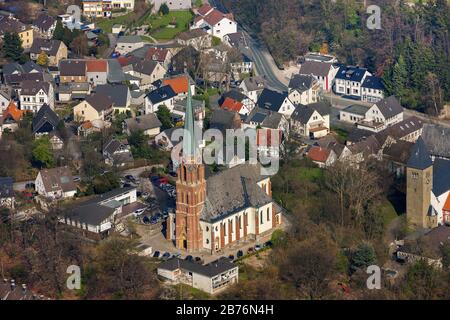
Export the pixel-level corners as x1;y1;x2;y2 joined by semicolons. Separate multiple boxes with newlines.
166;86;283;253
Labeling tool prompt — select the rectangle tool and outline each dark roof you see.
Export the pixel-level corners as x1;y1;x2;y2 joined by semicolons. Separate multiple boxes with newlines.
202;164;272;222
0;15;30;36
132;59;159;76
59;60;86;76
32;104;60;134
241;76;267;92
299;61;332;77
4;72;46;85
0;177;14;199
219;89;248;105
362;76;385;90
374;96;403;118
256;88;288;112
20;80;51;95
177;28;209;40
347;135;381;158
375;116;424;146
38;167;76;194
33;13;55;31
146;85;176;104
432;159;450;196
383;140;414;164
407;137;433;170
291;102;329;123
421;124;450;159
210;108;240;132
224;32;245;47
30;38;62;56
159;257;237;278
124;113;162;132
262;112;283;129
103;137;129;155
95;84;129;107
2;61;43;75
85;93;113;112
342;104;368;116
288;74;317;92
335;66;369;82
346;128;374;144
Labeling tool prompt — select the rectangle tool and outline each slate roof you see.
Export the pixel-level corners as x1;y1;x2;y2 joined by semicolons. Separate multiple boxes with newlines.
421;124;450;159
59;60;86;76
407;137;433;170
32;104;59;134
145;47;169;62
2;61;43;75
221;90;248;104
291;102;329;124
4;72;46;85
375;116;424;146
0;177;14;199
225;32;245;47
117;35;143;44
201;164;272;222
124;113;162;133
335;66;369;82
33;13;55;32
210;108;240;132
146;85;176;104
95;84;129;107
133;59;160;76
159;257;237;278
0;15;30;36
288;74;317;92
374;96;403;118
346;128;374;144
362;76;385;90
107;59;127;83
30;38;62;56
20;80;51;95
261;112;284;129
85;93;113;112
38;167;76;194
242;76;267;92
103;137;129;155
256;88;288;112
348;135;381;158
432;159;450;196
299;61;332;77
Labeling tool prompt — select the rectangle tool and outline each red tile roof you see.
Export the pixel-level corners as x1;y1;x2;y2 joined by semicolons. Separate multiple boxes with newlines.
163;76;189;94
204;9;228;26
197;4;214;16
444;194;450;212
145;47;169;62
221;97;243;113
307;146;330;163
2;100;23;122
86;59;108;72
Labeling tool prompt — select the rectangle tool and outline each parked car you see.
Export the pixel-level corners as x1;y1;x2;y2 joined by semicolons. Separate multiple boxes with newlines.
255;244;263;251
73;176;81;182
185;255;193;262
153;251;160;258
133;208;145;217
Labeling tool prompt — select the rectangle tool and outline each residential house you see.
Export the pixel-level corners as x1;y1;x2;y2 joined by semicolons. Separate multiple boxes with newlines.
86;59;109;86
162;74;196;101
421;124;450;161
288;74;321;105
374;116;424;148
77;119;109;137
60;187;137;237
0;86;13;112
2;61;43;76
123;59;166;89
35;167;77;200
111;0;135;10
1;100;23;134
32;103;60;136
0;177;15;209
74;92;113;122
30;39;68;67
176;29;212;50
339;104;368;125
239;76;267;104
123;113;162;137
145;85;176;114
155;127;181;151
334;65;371;99
340;135;382;166
290;102;331;139
103;137;134;167
223;32;246;48
18;80;54;113
220;90;254;114
191;4;237;40
151;0;192;13
157;257;238;295
245;107;289;133
172;98;205;125
220;97;249;116
144;47;172;69
358;96;404;132
256;88;295;118
116;35;144;55
361;75;385;103
82;0;112;18
210;108;242;134
0;14;34;49
58;82;91;102
95;84;131;113
59;60;87;83
302;52;338;64
298;60;338;92
306;146;337;168
32;13;56;39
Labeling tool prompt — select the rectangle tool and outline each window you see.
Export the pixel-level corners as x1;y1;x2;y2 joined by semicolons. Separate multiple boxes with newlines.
260;211;263;224
206;226;209;232
267;208;270;221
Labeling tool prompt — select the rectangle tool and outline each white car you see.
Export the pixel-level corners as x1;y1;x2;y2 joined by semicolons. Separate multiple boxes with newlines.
133;208;145;217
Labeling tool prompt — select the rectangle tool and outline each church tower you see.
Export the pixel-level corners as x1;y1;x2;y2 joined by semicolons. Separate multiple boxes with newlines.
173;84;206;252
406;137;433;229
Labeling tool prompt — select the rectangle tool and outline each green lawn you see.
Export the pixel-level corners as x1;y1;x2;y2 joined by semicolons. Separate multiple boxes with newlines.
145;11;194;40
96;12;136;33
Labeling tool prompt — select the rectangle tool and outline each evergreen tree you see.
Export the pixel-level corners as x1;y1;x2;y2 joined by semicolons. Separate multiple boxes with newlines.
392;55;408;99
156;105;174;130
350;243;376;272
53;19;64;41
2;32;24;61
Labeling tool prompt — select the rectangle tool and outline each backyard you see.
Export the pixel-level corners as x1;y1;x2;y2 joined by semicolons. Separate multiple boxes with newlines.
145;11;194;40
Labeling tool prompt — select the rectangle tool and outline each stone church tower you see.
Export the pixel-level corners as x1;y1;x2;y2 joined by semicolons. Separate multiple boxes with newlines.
172;85;206;252
406;137;433;229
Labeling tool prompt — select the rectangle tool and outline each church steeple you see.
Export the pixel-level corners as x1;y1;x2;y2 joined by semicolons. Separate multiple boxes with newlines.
182;83;199;164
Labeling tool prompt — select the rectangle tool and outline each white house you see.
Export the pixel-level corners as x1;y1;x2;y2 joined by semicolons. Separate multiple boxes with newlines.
256;88;295;118
35;167;77;200
298;60;339;92
123;113;162;137
191;4;237;41
18;80;54;113
239;76;267;104
145;85;176;114
116;35;144;55
290;102;330;139
361;76;385;103
288;74;321;105
334;66;371;99
359;96;404;132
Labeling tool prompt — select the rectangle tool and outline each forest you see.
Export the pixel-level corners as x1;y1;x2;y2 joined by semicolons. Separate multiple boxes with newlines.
222;0;450;113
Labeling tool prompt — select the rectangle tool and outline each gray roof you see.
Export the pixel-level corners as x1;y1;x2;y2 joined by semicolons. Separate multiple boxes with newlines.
30;38;62;56
159;257;237;278
32;104;59;134
362;76;385;90
242;76;267;92
132;59;160;76
33;13;55;31
374;96;403;118
432;159;450;196
177;28;209;41
59;60;86;77
117;35;143;44
4;72;46;85
288;74;317;92
103;137;129;155
107;59;127;83
38;167;76;194
124;113;162;133
2;61;43;75
262;112;283;129
421;123;450;159
407;137;433;170
0;177;14;199
375;116;424;146
342;104;368;116
335;65;368;82
146;85;176;104
95;84;129;107
201;164;272;222
85;92;113;112
291;102;329;124
299;61;332;77
210;108;239;132
382;140;414;164
20;80;51;95
256;88;288;112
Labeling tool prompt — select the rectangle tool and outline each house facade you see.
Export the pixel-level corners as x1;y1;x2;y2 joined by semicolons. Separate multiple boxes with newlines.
30;39;68;67
18;81;54;113
334;66;371;99
74;93;113;122
35;167;77;200
288;74;321;105
298;60;338;92
290;102;330;139
191;5;237;41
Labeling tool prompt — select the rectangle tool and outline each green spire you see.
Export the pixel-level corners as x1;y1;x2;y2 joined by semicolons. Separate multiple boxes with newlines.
183;82;197;162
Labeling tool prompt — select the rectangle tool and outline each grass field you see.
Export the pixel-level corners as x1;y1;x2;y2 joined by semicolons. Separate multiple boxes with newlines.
96;12;136;33
145;11;194;40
